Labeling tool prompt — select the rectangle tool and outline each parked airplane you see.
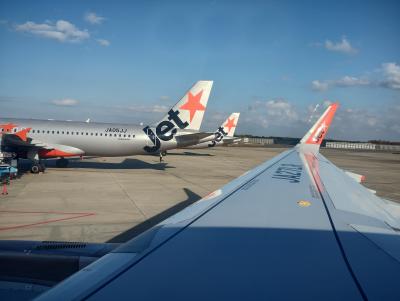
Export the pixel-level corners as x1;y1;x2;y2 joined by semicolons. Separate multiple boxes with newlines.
0;81;214;172
2;102;399;300
185;112;240;149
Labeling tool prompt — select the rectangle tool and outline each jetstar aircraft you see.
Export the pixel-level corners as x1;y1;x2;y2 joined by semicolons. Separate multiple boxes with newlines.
185;112;241;149
2;102;400;300
0;81;214;173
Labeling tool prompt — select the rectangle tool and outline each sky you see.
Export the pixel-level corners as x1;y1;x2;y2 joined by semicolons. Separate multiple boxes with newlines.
0;0;399;141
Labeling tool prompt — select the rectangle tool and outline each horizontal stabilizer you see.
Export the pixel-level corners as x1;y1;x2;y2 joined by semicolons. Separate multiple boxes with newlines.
175;132;214;147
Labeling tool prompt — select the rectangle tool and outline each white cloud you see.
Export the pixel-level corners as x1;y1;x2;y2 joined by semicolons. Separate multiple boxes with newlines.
96;38;110;46
333;105;400;140
242;98;400;141
159;95;170;101
312;63;400;92
85;12;106;25
247;99;299;129
322;100;333;108
265;99;298;121
381;62;400;89
147;105;169;113
311;76;368;91
311;80;329;91
52;98;79;106
114;104;169;113
15;20;89;43
325;37;358;54
335;76;370;87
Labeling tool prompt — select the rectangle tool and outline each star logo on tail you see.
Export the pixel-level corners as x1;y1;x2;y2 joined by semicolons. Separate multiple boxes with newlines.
179;90;205;123
224;117;236;133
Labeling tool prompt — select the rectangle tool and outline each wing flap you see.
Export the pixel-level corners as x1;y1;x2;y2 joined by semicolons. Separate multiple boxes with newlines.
317;153;400;230
1;134;53;150
304;152;400;300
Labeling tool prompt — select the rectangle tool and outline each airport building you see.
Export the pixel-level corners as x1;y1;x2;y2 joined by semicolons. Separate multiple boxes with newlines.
326;141;400;151
376;144;400;151
242;137;274;145
325;141;377;150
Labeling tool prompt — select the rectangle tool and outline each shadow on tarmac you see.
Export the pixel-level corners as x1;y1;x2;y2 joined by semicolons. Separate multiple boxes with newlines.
108;188;202;243
166;151;214;157
19;158;173;171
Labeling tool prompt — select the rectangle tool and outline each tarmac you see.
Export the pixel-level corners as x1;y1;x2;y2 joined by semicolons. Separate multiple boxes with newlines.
0;146;399;243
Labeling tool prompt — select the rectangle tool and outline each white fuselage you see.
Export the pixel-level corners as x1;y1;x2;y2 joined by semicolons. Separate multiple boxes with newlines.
0;118;202;158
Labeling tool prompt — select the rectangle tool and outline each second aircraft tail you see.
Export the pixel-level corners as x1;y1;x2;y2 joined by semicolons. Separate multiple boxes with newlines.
220;113;240;137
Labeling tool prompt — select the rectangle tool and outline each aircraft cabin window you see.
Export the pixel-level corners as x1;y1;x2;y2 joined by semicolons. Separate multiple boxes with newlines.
95;133;98;136
57;131;59;134
62;131;64;134
67;131;69;134
114;134;117;137
105;133;107;136
52;131;55;134
81;132;84;135
90;133;93;136
47;131;50;134
100;133;103;136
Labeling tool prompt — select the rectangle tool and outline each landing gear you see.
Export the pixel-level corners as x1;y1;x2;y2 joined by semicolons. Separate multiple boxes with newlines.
56;158;69;168
28;150;45;174
31;161;46;174
159;150;167;162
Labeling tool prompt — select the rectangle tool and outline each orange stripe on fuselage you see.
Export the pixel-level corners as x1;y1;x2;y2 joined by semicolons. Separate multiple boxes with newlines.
0;123;18;133
39;149;78;158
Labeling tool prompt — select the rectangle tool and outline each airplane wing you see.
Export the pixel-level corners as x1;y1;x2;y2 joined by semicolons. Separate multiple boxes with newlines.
221;136;241;144
21;103;400;300
2;133;52;150
1;131;84;158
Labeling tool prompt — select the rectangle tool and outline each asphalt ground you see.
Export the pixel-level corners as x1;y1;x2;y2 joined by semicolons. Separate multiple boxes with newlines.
0;146;398;243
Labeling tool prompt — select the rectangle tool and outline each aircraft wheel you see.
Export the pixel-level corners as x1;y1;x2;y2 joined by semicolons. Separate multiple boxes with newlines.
31;165;40;174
